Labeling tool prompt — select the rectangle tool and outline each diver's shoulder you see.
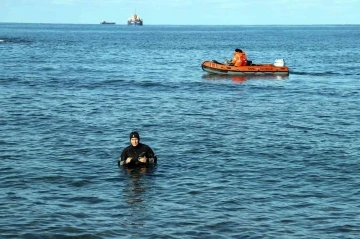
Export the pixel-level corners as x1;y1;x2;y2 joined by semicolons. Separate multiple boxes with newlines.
138;142;151;148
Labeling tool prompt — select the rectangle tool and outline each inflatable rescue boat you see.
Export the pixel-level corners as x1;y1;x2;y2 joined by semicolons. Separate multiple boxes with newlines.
201;59;289;76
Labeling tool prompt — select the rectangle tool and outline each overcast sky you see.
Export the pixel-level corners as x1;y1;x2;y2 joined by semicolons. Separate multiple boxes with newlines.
1;0;359;25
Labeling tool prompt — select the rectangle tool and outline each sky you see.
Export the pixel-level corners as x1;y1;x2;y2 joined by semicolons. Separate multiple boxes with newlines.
1;0;359;25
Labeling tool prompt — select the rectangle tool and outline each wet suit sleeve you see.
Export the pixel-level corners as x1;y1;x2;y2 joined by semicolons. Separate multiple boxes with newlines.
119;147;136;166
118;148;127;166
145;146;157;164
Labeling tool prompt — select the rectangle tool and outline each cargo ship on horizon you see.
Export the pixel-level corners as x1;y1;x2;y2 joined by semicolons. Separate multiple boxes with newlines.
100;20;116;24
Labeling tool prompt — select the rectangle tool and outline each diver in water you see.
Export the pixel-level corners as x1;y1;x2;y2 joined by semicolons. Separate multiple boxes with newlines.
118;131;157;167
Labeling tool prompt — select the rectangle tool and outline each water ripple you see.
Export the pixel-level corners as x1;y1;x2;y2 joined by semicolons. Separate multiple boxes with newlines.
1;23;360;239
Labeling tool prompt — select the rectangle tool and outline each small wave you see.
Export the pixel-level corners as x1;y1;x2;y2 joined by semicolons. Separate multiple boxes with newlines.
40;66;56;71
0;37;32;43
290;71;341;77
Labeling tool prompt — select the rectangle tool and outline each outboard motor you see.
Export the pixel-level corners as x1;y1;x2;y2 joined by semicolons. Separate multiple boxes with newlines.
274;59;285;67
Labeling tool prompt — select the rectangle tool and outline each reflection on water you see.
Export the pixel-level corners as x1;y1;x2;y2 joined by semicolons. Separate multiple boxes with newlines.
119;166;157;227
122;166;156;205
202;74;289;83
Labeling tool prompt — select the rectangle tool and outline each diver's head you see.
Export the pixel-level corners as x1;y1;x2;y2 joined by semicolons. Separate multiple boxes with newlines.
129;131;140;147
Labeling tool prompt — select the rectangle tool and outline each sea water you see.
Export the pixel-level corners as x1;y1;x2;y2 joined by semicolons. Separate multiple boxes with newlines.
1;23;360;238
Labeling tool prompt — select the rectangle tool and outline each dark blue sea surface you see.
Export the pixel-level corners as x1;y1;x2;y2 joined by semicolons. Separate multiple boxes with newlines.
1;23;360;238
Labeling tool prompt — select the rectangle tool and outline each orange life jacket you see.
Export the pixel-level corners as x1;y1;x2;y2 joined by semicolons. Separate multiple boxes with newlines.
240;52;247;66
232;52;242;66
232;51;247;66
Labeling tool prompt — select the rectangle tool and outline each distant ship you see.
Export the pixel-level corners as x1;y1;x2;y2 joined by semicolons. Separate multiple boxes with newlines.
100;20;116;25
127;13;143;26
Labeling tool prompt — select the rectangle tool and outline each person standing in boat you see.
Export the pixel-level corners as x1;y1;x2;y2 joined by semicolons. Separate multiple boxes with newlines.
118;131;157;167
230;48;247;66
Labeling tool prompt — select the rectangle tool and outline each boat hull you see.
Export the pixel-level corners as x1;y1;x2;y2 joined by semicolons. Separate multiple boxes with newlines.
201;61;289;76
127;21;143;26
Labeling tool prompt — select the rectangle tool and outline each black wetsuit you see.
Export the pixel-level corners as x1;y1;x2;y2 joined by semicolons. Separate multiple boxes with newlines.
118;143;157;167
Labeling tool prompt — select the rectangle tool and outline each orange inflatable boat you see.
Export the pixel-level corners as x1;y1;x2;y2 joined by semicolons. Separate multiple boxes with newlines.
201;59;289;76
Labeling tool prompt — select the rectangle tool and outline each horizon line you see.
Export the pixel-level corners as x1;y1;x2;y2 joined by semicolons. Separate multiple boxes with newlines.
1;22;359;26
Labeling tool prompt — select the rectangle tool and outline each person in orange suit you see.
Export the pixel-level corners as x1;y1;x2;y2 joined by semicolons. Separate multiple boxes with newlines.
230;48;247;66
